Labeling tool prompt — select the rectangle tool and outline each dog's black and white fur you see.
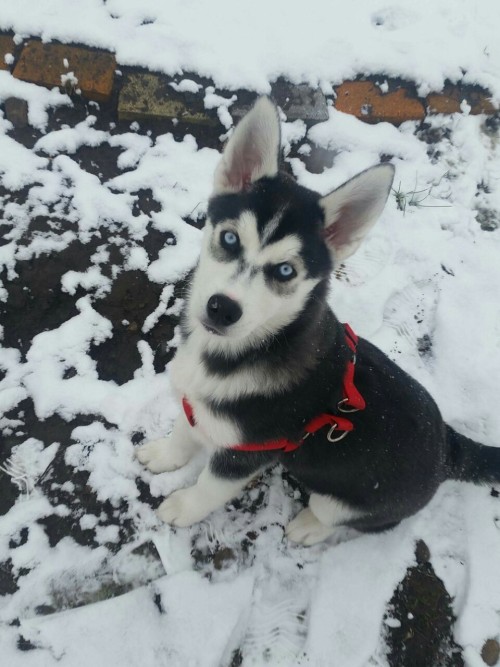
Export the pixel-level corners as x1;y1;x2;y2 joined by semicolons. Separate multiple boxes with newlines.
137;97;500;545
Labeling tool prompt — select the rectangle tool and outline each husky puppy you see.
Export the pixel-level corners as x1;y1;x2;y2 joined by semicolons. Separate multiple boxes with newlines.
137;97;500;545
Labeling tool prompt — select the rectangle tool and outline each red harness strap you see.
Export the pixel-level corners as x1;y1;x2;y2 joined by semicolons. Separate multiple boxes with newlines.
182;397;196;427
340;323;366;412
182;323;365;452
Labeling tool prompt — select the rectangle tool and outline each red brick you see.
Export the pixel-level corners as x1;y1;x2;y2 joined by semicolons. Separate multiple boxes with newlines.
334;81;425;125
13;41;116;102
0;35;15;71
426;92;462;114
467;89;496;115
427;86;496;115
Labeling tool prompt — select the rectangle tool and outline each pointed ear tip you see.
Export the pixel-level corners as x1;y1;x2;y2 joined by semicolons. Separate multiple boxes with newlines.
253;95;279;119
255;95;275;108
375;163;396;189
376;162;395;175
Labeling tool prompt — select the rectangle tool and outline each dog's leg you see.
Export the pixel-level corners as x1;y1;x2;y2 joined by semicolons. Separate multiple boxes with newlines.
136;416;200;473
157;464;257;527
286;493;362;546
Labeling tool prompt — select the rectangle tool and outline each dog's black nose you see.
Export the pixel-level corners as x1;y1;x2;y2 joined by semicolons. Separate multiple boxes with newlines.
206;294;242;327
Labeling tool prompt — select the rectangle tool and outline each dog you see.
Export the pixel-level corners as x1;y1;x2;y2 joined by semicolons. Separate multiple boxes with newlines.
137;97;500;545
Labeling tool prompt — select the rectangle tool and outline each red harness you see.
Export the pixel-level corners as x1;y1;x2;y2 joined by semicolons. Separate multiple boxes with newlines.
182;323;365;453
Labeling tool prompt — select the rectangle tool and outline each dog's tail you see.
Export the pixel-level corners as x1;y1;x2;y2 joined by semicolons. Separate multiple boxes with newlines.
446;425;500;484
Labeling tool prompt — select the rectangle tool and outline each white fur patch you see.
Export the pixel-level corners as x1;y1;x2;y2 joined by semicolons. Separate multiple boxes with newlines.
157;466;256;526
136;416;200;471
309;493;363;526
260;206;287;245
286;508;336;545
168;335;243;448
286;494;363;545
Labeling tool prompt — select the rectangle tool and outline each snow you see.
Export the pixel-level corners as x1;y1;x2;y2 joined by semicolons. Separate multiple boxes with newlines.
170;79;202;94
1;1;500;666
0;71;70;129
14;571;255;667
0;1;499;99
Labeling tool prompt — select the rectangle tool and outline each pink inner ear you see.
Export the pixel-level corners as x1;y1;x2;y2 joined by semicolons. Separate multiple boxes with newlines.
224;167;250;191
323;219;344;245
323;224;337;243
236;153;261;191
323;205;354;247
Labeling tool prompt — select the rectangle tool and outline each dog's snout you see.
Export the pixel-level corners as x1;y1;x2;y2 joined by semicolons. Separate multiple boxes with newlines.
206;294;242;327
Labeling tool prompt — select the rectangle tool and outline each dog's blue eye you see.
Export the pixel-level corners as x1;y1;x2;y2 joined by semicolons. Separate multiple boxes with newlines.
221;230;239;250
275;263;296;281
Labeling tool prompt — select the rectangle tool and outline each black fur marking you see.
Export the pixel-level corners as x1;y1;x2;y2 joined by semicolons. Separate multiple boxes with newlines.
178;270;195;341
210;449;274;480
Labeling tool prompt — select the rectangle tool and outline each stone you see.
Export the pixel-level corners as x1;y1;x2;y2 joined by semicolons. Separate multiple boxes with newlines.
334;81;425;125
118;72;216;125
213;546;235;570
13;41;115;102
476;207;499;232
481;639;500;666
272;82;329;122
4;97;29;128
0;34;15;71
427;85;496;115
415;539;431;564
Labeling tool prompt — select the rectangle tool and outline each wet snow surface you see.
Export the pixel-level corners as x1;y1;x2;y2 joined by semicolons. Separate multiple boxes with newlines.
1;4;500;666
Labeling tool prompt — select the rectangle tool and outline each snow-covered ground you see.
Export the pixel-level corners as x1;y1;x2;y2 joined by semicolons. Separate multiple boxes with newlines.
1;2;500;666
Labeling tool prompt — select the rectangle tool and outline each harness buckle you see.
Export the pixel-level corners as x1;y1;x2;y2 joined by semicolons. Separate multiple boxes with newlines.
327;423;349;443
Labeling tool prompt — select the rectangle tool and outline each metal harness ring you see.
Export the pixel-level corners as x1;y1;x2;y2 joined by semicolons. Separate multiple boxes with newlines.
327;424;349;443
337;398;361;414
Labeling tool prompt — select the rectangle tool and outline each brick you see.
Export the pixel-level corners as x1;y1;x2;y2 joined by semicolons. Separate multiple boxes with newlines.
0;34;15;71
13;41;115;102
427;85;496;115
118;72;216;125
466;89;496;115
272;82;329;122
334;81;425;125
467;91;498;115
4;98;29;128
426;92;462;115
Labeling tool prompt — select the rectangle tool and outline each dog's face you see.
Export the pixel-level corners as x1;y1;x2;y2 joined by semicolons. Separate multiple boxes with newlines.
186;98;394;353
189;175;332;350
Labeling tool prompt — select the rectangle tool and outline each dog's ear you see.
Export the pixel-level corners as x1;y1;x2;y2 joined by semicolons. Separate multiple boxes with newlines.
320;164;395;262
213;97;280;194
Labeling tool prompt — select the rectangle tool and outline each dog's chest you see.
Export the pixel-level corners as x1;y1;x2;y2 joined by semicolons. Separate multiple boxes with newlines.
169;336;242;448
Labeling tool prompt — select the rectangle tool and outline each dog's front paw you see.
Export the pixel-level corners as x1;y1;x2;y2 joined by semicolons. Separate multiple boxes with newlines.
157;487;207;527
136;438;190;473
285;508;335;546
